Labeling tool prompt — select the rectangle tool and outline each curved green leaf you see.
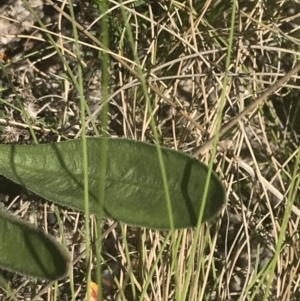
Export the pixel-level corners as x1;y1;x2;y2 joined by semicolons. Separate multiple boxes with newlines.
0;206;70;280
0;138;225;229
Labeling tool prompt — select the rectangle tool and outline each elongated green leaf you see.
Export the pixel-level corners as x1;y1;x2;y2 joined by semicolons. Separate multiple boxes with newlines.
0;138;225;229
0;206;70;280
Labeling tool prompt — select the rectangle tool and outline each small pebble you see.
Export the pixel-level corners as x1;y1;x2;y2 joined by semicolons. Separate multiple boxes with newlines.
47;212;57;226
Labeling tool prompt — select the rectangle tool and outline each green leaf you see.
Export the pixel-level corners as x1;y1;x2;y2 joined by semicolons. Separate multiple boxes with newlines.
0;206;70;280
0;137;225;229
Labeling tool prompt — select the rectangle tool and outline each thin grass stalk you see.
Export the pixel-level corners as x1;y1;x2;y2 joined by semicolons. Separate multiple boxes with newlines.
118;1;175;229
93;0;111;300
66;1;92;301
120;225;137;299
118;1;180;300
262;149;300;301
54;205;75;301
180;1;236;300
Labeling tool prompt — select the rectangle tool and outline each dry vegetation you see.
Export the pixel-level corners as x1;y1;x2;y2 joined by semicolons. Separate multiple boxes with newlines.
1;0;300;300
